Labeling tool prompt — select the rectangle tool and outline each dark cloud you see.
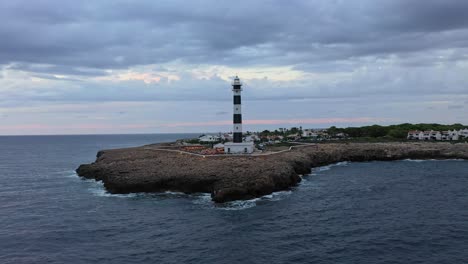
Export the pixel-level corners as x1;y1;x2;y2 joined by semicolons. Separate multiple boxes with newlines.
448;105;464;109
1;0;468;75
381;0;468;33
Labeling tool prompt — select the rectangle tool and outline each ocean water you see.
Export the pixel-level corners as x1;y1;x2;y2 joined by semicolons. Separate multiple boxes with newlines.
1;135;468;264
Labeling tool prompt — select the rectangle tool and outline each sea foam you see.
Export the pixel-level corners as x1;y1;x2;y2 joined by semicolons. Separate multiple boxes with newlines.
191;190;293;210
403;158;466;162
315;161;350;172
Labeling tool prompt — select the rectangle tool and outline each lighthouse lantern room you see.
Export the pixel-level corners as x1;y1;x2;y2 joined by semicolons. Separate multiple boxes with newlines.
224;76;254;154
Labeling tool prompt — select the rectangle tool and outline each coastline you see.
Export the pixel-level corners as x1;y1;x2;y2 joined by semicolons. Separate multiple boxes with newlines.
76;142;468;203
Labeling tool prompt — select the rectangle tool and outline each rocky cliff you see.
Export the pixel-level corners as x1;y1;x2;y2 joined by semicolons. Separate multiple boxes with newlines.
76;142;468;203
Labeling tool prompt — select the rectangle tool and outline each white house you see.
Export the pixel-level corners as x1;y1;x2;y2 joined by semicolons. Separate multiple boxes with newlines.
302;129;316;138
199;135;220;142
302;129;329;138
408;129;467;141
221;133;233;141
244;135;260;142
441;131;450;140
459;129;468;138
430;131;441;140
448;130;459;141
407;130;419;140
418;131;431;140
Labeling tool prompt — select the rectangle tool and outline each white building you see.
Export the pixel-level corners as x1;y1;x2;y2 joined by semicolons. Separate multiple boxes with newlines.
224;142;254;154
199;135;220;142
459;129;468;138
448;130;459;141
417;130;441;140
245;135;260;142
408;129;467;141
407;130;419;140
302;129;330;138
418;131;429;140
441;131;450;140
221;133;233;141
302;129;317;138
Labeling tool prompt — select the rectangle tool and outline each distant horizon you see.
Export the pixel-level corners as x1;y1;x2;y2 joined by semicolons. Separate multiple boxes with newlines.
2;122;466;137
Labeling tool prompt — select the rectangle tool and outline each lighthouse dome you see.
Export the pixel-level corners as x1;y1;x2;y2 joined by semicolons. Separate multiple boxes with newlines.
232;76;242;86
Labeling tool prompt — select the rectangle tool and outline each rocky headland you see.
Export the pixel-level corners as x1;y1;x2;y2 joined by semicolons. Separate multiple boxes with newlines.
76;142;468;203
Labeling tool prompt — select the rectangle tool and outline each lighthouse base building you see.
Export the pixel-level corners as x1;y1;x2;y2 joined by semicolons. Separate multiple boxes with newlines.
224;141;254;154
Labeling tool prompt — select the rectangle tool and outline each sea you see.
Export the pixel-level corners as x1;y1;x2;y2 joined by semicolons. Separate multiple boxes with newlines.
1;134;467;264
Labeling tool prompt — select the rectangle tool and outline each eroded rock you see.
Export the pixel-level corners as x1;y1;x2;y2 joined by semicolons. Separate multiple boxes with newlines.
76;142;468;203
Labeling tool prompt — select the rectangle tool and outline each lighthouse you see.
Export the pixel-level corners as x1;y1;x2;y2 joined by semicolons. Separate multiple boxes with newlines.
232;76;243;143
224;76;254;154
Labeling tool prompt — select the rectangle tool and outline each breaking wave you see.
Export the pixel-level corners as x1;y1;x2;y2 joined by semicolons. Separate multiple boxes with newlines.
86;180;139;198
192;191;293;210
403;159;466;162
314;161;350;172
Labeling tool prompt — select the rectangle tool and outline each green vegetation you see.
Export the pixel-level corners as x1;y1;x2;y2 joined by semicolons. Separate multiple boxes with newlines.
259;127;302;137
328;123;467;139
184;138;200;144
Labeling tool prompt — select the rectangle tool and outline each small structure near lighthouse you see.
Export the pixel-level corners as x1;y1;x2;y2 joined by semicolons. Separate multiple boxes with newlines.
224;76;254;154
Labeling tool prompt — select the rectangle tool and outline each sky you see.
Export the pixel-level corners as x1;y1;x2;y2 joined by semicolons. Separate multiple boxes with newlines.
1;0;468;135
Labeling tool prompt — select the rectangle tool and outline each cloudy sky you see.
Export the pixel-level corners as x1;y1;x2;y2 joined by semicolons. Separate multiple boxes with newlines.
1;0;468;135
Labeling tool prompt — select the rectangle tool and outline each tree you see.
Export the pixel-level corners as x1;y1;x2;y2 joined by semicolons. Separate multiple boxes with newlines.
367;125;387;138
290;127;299;135
260;130;271;136
387;128;407;139
327;126;340;135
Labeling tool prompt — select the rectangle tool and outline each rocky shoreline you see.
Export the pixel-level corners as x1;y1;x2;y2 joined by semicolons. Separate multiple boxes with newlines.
76;142;468;203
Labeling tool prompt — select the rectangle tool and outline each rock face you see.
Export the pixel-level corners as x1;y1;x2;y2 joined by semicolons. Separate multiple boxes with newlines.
76;142;468;203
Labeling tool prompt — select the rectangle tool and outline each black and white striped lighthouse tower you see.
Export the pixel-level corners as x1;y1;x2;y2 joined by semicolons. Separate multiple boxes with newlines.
232;76;243;143
224;76;253;154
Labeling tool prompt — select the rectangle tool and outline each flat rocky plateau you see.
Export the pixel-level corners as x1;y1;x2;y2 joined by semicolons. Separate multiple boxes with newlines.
76;142;468;203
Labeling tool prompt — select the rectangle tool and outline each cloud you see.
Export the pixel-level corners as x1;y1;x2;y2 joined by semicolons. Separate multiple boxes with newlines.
1;1;468;134
1;0;468;72
7;63;109;77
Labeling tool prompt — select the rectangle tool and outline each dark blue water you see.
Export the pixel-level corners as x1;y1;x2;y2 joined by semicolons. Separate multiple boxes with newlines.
1;135;468;264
